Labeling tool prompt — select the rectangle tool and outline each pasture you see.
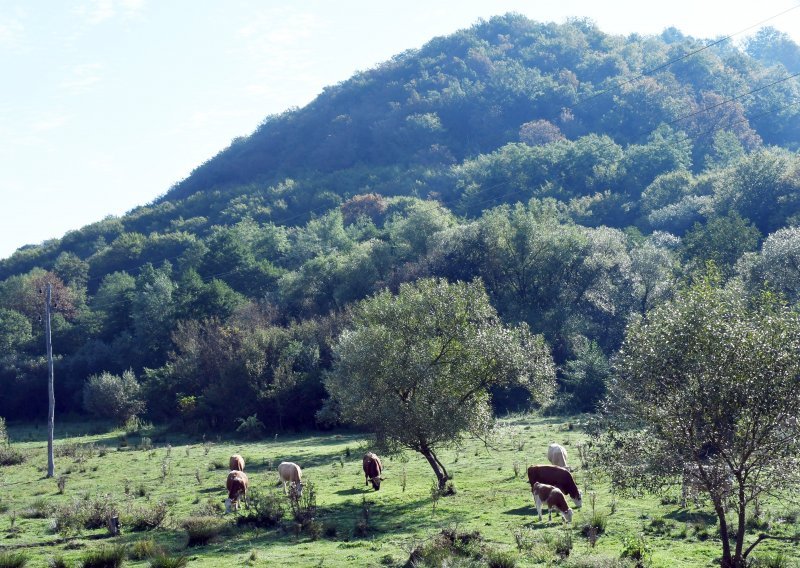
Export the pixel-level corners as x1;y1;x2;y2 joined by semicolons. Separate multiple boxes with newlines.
0;415;798;567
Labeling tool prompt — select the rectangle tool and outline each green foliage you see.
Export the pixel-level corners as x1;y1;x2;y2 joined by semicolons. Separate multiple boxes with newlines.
602;269;800;566
182;516;226;547
325;277;555;487
79;546;126;568
83;369;145;425
0;551;28;568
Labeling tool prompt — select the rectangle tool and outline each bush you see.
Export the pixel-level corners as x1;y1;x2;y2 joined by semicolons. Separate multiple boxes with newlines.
83;369;145;425
235;414;265;439
749;552;791;568
80;546;126;568
620;534;651;567
0;416;7;444
47;556;71;568
182;516;225;547
124;501;169;531
487;550;517;568
128;539;163;561
239;488;284;528
147;555;188;568
0;444;26;466
0;551;28;568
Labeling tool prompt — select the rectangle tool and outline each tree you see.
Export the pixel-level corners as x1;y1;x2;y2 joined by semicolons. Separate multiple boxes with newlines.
323;278;555;490
599;268;800;568
82;369;146;425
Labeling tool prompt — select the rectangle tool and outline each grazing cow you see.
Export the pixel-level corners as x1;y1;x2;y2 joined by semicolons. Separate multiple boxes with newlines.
531;482;573;523
225;470;249;513
527;465;582;508
362;452;384;490
547;443;569;470
229;454;245;472
278;461;303;497
681;462;733;508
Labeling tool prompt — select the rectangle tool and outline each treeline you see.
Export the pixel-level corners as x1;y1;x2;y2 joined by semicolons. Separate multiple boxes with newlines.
1;14;800;430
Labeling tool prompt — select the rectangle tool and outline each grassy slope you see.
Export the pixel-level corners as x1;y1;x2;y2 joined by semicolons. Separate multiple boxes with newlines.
1;416;798;567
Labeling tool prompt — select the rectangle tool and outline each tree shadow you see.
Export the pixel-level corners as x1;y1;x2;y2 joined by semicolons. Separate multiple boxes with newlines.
505;505;536;516
663;509;717;524
336;488;367;496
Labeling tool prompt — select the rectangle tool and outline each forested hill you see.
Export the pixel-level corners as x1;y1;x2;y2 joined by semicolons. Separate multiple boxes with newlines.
2;15;800;428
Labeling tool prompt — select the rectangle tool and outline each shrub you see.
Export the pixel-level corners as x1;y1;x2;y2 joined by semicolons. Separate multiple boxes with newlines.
147;555;188;568
620;534;651;566
20;497;53;519
0;417;7;444
235;414;265;439
581;512;608;538
124;501;169;531
128;539;163;561
0;551;28;568
0;444;25;466
47;556;71;568
487;550;517;568
239;488;284;528
182;516;225;547
83;369;145;425
80;546;126;568
749;552;791;568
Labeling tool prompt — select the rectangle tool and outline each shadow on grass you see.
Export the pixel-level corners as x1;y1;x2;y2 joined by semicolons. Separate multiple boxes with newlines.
336;488;368;496
664;509;717;524
505;505;536;516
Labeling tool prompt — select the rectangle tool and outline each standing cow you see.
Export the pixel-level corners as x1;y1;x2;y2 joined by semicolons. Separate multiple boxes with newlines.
225;470;249;513
527;465;582;508
229;454;245;471
362;452;384;490
531;482;573;523
547;443;569;470
278;461;303;497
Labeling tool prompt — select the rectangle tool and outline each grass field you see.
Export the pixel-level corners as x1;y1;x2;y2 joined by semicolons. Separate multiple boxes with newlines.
0;415;798;567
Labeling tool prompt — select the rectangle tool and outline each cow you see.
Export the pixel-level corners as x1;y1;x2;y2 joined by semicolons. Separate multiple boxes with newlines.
547;443;569;470
278;461;303;497
527;465;582;508
681;462;733;508
531;482;573;523
229;454;245;472
225;470;249;513
362;452;384;490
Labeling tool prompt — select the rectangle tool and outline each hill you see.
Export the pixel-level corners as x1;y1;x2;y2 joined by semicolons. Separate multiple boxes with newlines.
1;14;800;428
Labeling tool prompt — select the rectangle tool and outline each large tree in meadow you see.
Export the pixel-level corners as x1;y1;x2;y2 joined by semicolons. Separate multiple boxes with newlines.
600;268;800;568
323;277;555;490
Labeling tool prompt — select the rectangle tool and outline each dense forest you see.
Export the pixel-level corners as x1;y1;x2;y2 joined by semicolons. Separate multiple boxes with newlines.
2;14;800;432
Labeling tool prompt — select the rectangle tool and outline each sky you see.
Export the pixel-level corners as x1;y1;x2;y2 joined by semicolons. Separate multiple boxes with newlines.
1;1;799;260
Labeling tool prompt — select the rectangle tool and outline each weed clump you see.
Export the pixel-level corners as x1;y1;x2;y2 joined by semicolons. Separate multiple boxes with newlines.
80;545;126;568
238;488;285;528
182;516;225;547
147;554;189;568
0;550;28;568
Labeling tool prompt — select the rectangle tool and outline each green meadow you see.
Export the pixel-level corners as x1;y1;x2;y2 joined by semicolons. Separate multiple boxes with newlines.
1;415;798;567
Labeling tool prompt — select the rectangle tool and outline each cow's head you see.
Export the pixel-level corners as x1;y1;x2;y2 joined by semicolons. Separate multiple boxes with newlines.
563;508;573;523
370;476;385;490
290;481;303;498
224;498;237;514
573;490;582;509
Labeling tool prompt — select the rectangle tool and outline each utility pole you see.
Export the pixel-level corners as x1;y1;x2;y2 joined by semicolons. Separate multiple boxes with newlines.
45;282;55;478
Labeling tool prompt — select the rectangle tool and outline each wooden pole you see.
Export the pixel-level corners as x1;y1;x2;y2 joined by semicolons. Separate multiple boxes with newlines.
46;282;55;478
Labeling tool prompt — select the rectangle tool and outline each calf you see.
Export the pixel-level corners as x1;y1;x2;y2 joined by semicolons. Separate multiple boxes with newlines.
229;454;245;472
225;470;249;513
278;461;303;497
527;465;582;508
362;452;384;490
531;482;573;523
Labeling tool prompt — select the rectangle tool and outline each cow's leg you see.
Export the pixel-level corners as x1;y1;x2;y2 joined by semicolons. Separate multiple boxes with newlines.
533;492;543;521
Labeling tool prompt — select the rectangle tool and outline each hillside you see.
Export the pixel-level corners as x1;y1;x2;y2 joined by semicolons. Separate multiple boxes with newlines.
1;14;800;428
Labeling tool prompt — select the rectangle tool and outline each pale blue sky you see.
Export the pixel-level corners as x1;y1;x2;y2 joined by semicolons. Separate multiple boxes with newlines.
1;0;799;260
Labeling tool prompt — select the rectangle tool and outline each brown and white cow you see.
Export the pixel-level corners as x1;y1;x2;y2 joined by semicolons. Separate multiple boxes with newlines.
527;465;582;508
531;482;573;523
278;461;303;497
225;470;249;513
229;454;245;472
547;443;569;470
362;452;384;491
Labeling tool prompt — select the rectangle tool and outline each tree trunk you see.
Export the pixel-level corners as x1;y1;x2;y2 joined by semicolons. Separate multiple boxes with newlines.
420;444;449;491
715;501;733;567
